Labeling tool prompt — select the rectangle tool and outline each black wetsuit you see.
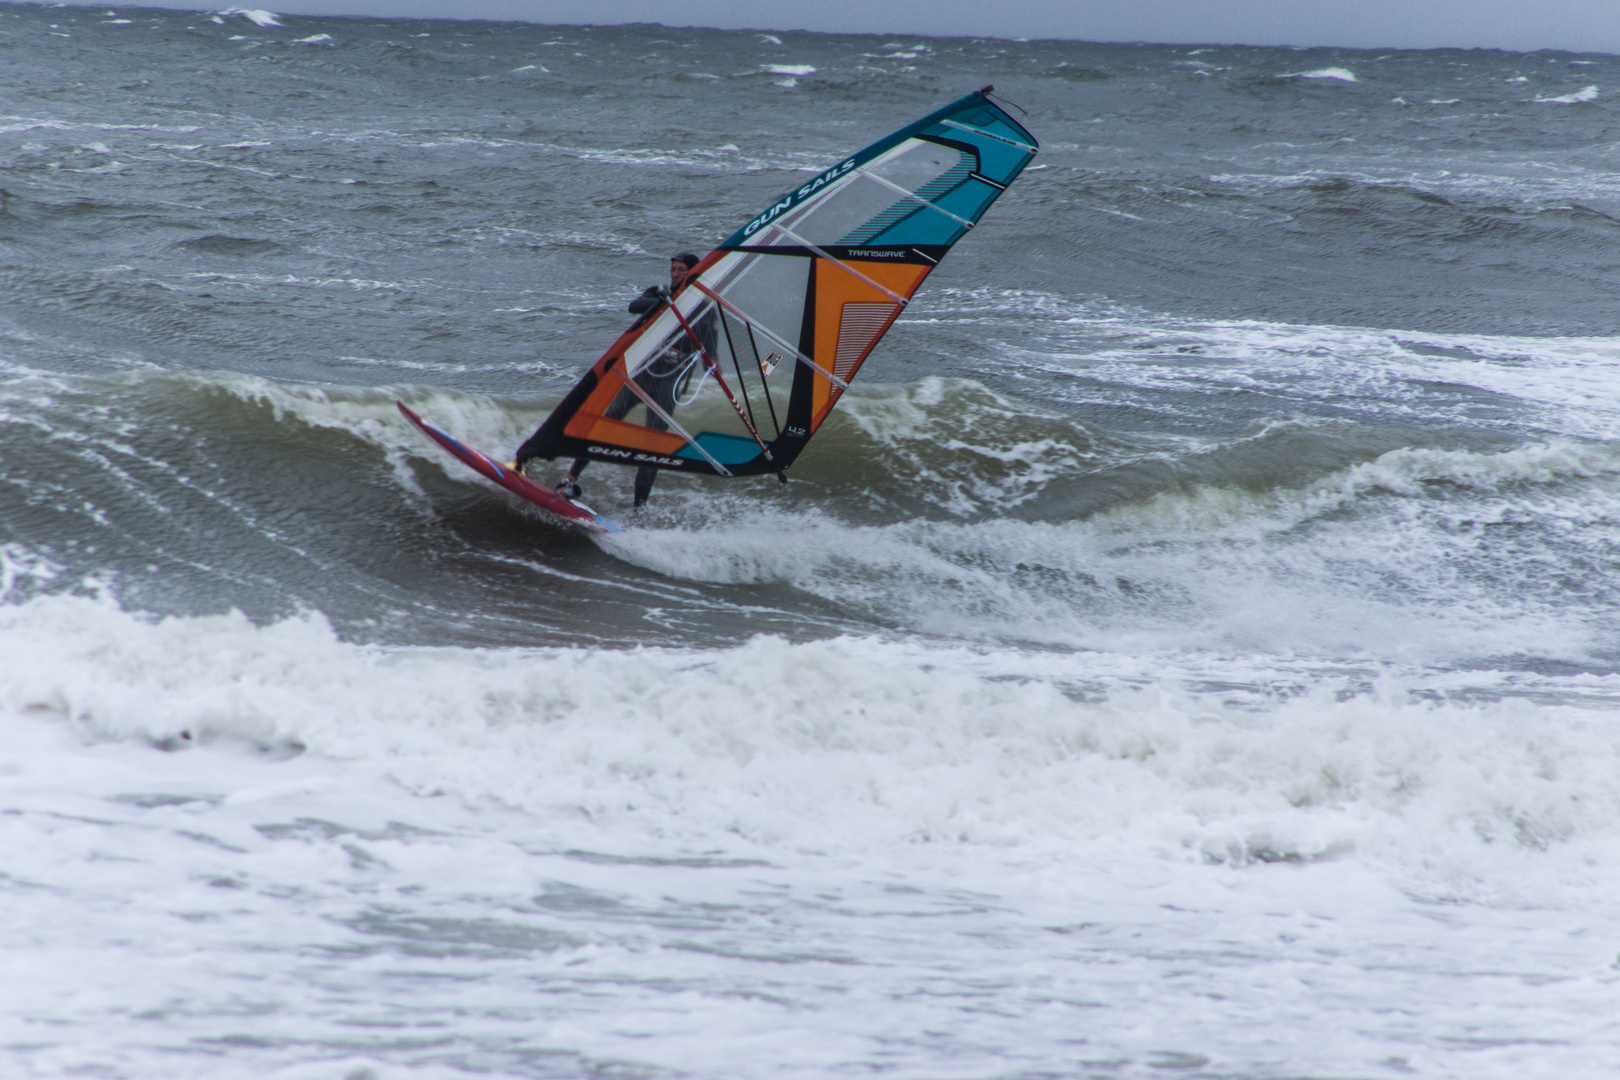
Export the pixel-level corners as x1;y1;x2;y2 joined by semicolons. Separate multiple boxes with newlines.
570;285;717;507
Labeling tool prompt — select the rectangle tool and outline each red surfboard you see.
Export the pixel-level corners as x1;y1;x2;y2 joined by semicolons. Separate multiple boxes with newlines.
397;402;622;534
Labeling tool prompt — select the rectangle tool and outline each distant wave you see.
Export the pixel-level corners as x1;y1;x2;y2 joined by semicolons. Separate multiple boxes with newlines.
1279;67;1358;82
1536;85;1598;104
219;7;280;27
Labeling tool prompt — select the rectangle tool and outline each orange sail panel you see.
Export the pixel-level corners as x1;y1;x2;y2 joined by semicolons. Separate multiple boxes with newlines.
809;259;925;427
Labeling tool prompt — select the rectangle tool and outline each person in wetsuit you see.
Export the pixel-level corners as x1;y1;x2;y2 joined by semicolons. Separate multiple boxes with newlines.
554;252;716;508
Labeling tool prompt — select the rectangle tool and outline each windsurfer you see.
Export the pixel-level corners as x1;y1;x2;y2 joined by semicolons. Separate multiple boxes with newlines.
544;252;714;508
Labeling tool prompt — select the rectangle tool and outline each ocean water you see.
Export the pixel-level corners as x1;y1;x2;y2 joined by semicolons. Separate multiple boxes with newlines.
3;5;1620;1077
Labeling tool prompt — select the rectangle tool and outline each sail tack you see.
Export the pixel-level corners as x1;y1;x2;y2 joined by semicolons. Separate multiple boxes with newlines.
519;88;1038;477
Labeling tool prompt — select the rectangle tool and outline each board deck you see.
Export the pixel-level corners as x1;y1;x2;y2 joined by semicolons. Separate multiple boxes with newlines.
397;402;622;534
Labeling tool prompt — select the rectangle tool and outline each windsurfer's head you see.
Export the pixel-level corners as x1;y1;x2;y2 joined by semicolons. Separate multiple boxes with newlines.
670;252;701;290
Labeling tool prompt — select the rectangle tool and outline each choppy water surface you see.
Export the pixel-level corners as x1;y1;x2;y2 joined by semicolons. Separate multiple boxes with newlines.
3;5;1620;1078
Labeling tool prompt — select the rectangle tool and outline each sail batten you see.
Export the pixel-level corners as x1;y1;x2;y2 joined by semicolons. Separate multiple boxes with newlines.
768;223;913;307
519;88;1037;478
692;280;851;390
854;166;979;231
939;118;1038;152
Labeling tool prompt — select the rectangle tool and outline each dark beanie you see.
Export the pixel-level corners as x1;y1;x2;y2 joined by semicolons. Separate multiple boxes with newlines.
673;252;701;269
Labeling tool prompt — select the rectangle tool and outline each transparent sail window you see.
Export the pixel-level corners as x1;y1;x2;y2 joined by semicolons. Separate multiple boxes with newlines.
742;139;976;249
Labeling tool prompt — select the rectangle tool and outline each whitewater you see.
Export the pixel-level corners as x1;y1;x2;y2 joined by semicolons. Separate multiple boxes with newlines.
2;5;1619;1077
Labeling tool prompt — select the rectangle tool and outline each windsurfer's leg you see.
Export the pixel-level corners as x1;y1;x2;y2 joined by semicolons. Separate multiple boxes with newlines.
648;370;680;420
619;377;677;508
604;385;638;420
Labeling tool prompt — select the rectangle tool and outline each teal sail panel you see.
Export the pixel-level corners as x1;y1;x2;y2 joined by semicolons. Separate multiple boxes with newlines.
720;88;1038;253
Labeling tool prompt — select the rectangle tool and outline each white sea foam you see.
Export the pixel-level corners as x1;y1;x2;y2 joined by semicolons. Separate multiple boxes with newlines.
5;585;1620;887
221;7;280;27
1536;85;1599;104
762;64;815;76
917;286;1620;440
1204;162;1620;210
1281;67;1358;82
293;33;331;44
7;634;1619;1078
606;443;1620;666
0;116;203;135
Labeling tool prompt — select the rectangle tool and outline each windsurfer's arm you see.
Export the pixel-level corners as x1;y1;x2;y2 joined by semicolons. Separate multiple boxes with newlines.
628;285;664;315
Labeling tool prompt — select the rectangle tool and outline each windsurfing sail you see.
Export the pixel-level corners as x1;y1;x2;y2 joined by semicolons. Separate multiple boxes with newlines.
517;87;1038;478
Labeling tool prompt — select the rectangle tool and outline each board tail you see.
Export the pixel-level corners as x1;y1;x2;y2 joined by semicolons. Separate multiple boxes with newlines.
398;402;621;534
